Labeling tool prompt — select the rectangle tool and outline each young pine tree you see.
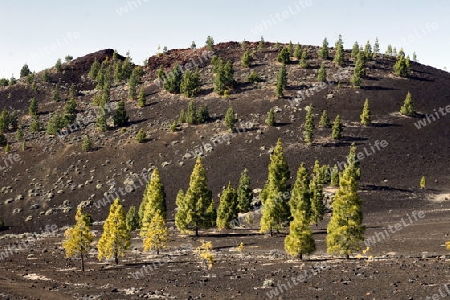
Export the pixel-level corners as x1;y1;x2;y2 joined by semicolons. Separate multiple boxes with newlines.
284;163;315;259
142;212;169;255
331;115;343;139
266;108;275;126
98;199;131;264
175;157;215;236
299;49;308;69
236;168;253;213
137;87;146;107
393;50;409;77
81;135;93;152
63;208;93;272
277;46;290;64
400;92;414;116
317;63;327;82
180;69;201;98
29;98;38;116
319;110;331;128
303;105;315;145
241;50;252;68
420;176;426;189
139;168;167;228
216;183;238;230
276;64;287;98
326;148;365;258
330;165;340;187
224;106;236;132
318;38;329;59
114;100;129;127
360;98;371;125
260;139;291;235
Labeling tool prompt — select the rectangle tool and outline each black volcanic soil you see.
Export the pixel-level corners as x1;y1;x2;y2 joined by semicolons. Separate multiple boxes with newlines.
0;41;449;299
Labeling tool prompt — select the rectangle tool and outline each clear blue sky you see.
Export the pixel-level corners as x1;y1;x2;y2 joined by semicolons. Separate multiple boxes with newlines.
0;0;448;78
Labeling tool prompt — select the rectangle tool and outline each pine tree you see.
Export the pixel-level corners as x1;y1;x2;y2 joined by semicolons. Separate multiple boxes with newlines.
299;49;308;68
216;183;238;230
373;37;380;55
28;98;38;116
139;168;167;229
137;87;146;107
330;165;340;187
237;168;252;213
258;36;265;51
277;46;290;64
289;163;310;219
114;100;129;127
175;157;215;236
351;52;365;87
294;43;302;60
319;110;331;128
213;58;234;95
393;49;409;77
55;58;62;72
96;106;108;132
52;83;61;102
260;139;291;235
331;115;343;139
364;41;372;60
164;63;183;93
400;92;414;116
180;69;201;98
98;199;131;264
241;50;252;68
205;35;214;50
125;205;140;231
20;64;31;78
276;63;287;98
303;105;315;145
63;208;93;271
142;212;168;255
64;97;77;125
318;38;329;59
334;36;344;66
284;163;315;259
266;108;275;126
224;106;236;132
81;135;93;152
309;171;324;226
351;42;360;60
174;189;187;231
346;144;361;181
317;63;327;82
386;45;393;56
360;98;371;125
136;128;146;143
326;148;365;258
420;176;426;189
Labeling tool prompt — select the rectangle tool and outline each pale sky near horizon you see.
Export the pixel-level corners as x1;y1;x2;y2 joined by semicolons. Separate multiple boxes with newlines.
0;0;448;78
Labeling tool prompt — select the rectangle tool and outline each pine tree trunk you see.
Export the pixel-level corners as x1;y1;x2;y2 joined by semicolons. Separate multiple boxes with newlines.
157;248;160;255
270;227;273;237
114;251;119;264
346;253;349;259
195;227;199;237
80;253;85;272
299;252;303;260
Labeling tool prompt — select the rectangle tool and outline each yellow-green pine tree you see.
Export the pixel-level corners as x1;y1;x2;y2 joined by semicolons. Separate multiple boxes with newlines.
285;163;315;259
360;98;371;125
260;138;291;235
142;211;169;255
216;183;238;230
98;199;130;264
326;148;365;258
139;168;166;226
175;157;215;236
62;208;93;271
174;189;188;233
420;176;426;189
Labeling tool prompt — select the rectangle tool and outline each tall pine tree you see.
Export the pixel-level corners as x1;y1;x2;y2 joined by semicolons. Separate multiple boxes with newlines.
63;208;93;272
139;168;167;228
98;199;131;264
175;157;215;236
237;168;253;213
284;163;315;259
326;147;365;258
216;183;238;230
260;139;291;235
